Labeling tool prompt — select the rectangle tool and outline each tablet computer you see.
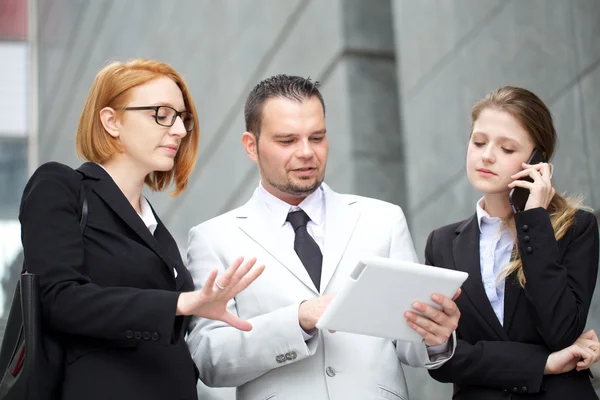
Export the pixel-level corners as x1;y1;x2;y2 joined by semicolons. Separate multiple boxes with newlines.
315;256;468;342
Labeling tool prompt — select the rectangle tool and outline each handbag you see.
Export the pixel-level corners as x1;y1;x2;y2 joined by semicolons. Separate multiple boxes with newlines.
0;176;88;400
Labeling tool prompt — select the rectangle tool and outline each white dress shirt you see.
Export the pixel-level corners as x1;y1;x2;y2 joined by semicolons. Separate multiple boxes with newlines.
257;182;325;253
476;198;514;325
138;195;158;235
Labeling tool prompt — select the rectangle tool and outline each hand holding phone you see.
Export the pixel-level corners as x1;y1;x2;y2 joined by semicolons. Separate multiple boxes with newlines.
509;148;546;213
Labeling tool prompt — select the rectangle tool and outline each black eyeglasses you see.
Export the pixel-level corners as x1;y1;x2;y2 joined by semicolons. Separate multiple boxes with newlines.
123;105;194;132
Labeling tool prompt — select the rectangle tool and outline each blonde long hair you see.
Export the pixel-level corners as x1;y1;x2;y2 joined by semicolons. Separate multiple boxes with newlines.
471;87;584;287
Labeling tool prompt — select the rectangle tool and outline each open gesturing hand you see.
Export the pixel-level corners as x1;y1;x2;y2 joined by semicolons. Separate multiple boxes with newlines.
177;256;265;331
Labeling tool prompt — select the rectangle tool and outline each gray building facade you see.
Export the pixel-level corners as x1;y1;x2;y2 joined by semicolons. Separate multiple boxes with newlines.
11;0;600;398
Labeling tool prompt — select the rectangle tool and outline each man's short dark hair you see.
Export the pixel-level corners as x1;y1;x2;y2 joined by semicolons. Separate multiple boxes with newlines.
244;74;326;139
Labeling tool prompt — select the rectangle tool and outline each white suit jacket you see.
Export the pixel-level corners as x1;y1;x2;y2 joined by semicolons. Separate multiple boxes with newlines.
187;184;455;400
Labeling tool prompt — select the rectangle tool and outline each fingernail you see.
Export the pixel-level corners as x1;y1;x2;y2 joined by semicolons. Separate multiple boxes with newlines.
432;294;440;302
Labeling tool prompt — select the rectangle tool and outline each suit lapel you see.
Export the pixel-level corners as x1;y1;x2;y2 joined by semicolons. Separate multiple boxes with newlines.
153;215;190;291
453;215;509;340
78;163;178;279
237;191;319;294
502;247;523;334
320;185;359;292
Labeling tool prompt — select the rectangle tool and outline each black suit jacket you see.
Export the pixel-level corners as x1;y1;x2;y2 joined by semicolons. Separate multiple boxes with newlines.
19;162;198;400
425;207;599;399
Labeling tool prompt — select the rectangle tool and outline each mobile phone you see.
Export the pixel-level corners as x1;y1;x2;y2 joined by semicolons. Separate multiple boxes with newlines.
509;148;546;213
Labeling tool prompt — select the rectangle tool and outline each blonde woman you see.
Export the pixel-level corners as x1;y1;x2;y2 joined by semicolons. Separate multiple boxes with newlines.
425;87;599;399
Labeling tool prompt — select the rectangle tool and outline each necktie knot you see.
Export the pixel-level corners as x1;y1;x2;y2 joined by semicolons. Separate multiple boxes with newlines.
286;209;310;230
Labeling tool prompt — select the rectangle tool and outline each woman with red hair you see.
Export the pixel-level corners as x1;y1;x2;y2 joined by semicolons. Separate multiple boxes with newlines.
19;59;263;400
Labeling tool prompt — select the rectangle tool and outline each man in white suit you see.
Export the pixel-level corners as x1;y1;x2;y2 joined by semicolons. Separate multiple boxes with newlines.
187;75;460;400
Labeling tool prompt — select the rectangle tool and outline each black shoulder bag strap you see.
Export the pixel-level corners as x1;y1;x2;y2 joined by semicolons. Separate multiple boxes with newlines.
78;178;88;233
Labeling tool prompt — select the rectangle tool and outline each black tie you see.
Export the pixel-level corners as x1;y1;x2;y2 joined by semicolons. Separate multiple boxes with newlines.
287;209;322;291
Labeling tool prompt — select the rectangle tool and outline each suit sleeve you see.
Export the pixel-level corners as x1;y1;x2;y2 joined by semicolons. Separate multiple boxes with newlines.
424;229;550;392
185;225;318;388
515;207;599;351
19;163;181;346
389;205;456;368
428;337;549;391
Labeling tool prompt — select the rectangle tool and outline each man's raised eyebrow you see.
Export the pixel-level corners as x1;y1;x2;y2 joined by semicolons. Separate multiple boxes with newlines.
311;129;327;135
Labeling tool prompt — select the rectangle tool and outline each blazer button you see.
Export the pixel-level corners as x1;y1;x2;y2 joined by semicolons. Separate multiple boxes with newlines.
523;235;530;242
276;355;285;363
125;330;133;339
512;387;518;393
326;367;336;377
526;247;533;254
151;332;160;341
522;224;529;232
285;352;297;361
521;386;528;392
143;331;150;340
134;331;142;340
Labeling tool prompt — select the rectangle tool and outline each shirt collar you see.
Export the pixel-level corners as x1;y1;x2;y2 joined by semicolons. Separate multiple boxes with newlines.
139;196;158;235
257;181;325;228
96;163;157;234
476;197;502;232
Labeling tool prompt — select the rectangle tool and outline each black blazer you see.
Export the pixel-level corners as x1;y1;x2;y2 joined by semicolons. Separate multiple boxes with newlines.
425;207;599;400
19;162;198;400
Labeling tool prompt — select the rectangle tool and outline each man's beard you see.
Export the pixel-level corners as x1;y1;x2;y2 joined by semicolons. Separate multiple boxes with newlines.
268;176;323;196
256;151;325;197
